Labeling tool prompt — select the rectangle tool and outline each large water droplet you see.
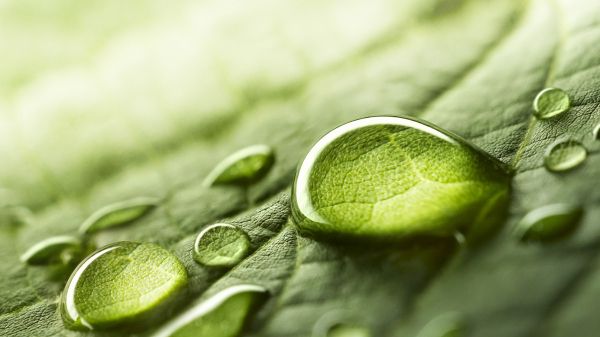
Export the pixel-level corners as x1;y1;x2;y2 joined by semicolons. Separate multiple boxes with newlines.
79;197;160;234
204;145;275;187
20;235;82;266
292;116;510;241
416;312;466;337
514;204;583;243
533;88;570;119
152;284;267;337
60;241;187;330
543;140;587;172
193;224;251;268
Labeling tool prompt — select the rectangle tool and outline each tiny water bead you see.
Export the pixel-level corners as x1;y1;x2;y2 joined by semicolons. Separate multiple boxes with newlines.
203;144;275;187
193;224;251;268
292;116;510;241
79;197;160;234
514;204;583;243
543;140;587;172
60;241;187;330
313;311;371;337
152;284;267;337
533;87;571;119
593;123;600;140
416;312;466;337
20;235;81;265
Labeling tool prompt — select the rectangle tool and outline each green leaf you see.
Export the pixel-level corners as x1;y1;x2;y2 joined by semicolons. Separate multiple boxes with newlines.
1;0;600;336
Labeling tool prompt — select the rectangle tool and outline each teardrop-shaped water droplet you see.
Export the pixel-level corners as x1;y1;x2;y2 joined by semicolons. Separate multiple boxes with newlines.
79;197;160;234
193;224;251;268
514;204;583;243
152;284;267;337
20;235;82;265
60;241;187;330
203;145;275;187
417;312;466;337
533;88;570;119
593;124;600;140
543;140;587;172
292;116;510;241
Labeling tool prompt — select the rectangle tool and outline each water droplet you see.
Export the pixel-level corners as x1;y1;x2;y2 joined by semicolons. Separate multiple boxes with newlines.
514;204;583;243
417;312;466;337
20;235;82;265
152;284;267;337
327;325;372;337
193;224;251;268
0;205;32;228
533;88;570;119
203;145;275;187
292;116;510;241
544;140;587;172
79;197;160;234
60;241;187;330
593;124;600;140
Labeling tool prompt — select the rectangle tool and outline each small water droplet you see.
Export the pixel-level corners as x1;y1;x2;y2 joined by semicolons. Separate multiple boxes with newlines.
514;204;583;243
533;88;570;119
543;140;587;172
79;197;160;234
193;224;251;268
204;145;275;187
60;241;187;330
152;284;267;337
593;124;600;140
417;312;466;337
0;205;32;228
312;310;371;337
20;235;82;265
327;325;372;337
292;116;510;241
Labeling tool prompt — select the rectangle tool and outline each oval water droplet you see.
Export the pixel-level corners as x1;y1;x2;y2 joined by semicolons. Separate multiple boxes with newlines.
292;116;510;241
514;204;583;243
203;145;275;187
60;241;187;330
79;197;160;234
543;140;587;172
417;312;466;337
20;235;82;265
193;224;251;268
152;284;267;337
327;325;372;337
533;88;570;119
593;124;600;140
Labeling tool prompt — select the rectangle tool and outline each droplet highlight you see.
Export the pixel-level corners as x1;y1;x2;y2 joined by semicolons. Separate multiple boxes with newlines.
193;224;251;268
593;124;600;140
203;145;275;187
152;284;268;337
79;197;160;234
60;241;187;330
514;204;583;243
533;88;570;119
292;116;510;241
20;235;82;265
544;140;587;172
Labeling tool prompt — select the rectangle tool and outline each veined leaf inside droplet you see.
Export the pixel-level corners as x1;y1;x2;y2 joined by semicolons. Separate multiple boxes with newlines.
203;145;275;187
